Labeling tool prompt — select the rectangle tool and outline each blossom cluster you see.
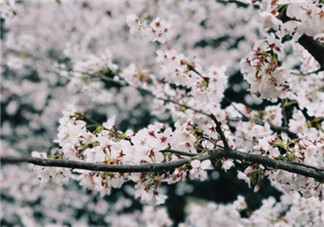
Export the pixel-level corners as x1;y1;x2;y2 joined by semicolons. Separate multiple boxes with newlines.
29;3;323;203
227;103;323;196
181;193;324;227
32;108;218;204
1;0;324;225
289;72;324;117
0;0;16;20
241;0;323;100
1;162;174;226
126;14;172;43
240;34;289;99
260;0;324;39
155;49;228;103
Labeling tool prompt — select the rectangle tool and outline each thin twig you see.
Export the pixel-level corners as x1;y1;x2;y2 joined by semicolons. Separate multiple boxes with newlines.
281;99;288;127
189;66;209;82
209;114;231;151
201;135;225;149
224;96;250;121
159;149;197;157
290;68;323;76
228;118;291;134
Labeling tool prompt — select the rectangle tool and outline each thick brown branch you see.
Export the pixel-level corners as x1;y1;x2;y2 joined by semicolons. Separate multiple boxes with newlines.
2;148;323;181
280;10;324;70
0;156;189;173
208;149;324;182
297;35;324;70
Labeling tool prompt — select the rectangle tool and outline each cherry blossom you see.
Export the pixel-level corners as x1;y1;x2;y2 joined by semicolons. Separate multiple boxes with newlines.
31;152;71;185
189;160;213;180
1;0;324;226
126;14;172;43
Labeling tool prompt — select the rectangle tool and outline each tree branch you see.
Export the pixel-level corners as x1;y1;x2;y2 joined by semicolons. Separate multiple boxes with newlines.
44;69;324;181
160;149;197;157
0;156;190;173
297;34;324;71
2;148;323;181
210;149;324;182
210;114;231;151
228;117;292;135
280;9;324;71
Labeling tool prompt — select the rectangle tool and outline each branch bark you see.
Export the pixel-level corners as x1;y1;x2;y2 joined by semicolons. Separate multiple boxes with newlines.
2;148;324;182
297;34;324;70
210;149;324;182
0;156;189;173
280;9;324;71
